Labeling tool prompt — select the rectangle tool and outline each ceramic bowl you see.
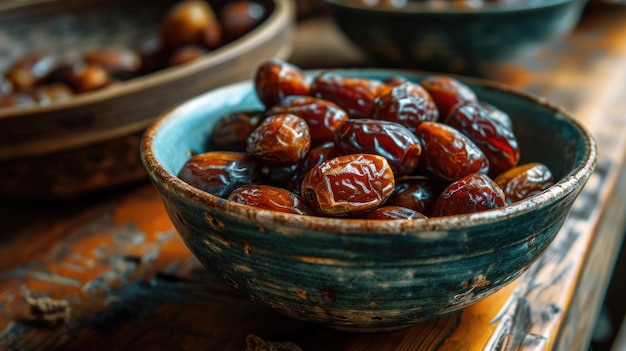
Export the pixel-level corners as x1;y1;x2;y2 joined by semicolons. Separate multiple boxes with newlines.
321;0;587;75
140;68;597;330
0;0;294;201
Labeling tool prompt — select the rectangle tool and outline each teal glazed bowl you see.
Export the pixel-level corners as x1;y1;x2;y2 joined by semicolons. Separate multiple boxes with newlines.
140;69;597;330
322;0;587;75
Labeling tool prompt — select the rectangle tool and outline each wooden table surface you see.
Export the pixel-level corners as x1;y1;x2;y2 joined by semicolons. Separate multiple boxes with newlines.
1;4;626;351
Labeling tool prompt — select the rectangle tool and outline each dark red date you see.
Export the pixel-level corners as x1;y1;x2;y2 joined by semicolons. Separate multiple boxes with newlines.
178;151;260;198
254;59;311;108
495;162;555;204
270;96;349;146
415;121;489;182
246;113;311;166
430;173;505;217
370;82;438;132
219;1;266;44
300;154;395;216
310;72;382;119
211;110;265;151
385;176;442;215
445;102;520;176
334;119;422;176
421;75;477;120
228;184;314;215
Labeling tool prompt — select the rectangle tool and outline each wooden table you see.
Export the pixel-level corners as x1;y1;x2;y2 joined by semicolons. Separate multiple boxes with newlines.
1;4;625;351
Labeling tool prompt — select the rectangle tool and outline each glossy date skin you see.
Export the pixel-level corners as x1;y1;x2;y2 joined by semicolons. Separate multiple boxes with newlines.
421;75;477;120
300;154;395;216
415;121;489;182
370;82;438;132
211;110;265;151
254;59;311;108
334;119;422;176
228;184;314;215
219;1;267;44
386;176;442;215
270;96;349;146
445;102;520;176
495;162;555;205
430;173;505;217
177;151;260;198
246;113;311;166
310;72;382;119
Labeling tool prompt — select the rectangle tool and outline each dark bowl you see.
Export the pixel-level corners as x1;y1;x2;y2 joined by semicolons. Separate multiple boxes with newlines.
140;68;597;331
0;0;294;201
322;0;587;75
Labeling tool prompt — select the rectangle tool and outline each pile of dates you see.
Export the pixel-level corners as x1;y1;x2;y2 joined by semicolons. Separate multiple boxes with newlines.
178;59;556;219
0;0;267;108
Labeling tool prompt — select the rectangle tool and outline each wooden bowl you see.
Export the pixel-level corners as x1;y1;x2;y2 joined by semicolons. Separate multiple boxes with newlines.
140;68;597;331
0;0;295;201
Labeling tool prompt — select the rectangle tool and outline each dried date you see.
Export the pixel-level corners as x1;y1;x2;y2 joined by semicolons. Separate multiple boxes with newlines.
385;176;442;215
228;184;314;215
254;59;311;108
334;119;422;176
300;154;395;216
430;173;505;217
177;151;260;198
370;82;438;132
421;75;477;120
495;162;555;204
415;121;489;182
246;113;311;166
310;72;382;119
211;110;265;151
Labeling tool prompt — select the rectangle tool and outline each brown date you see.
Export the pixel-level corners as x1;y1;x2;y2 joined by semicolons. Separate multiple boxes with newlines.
219;1;266;44
83;47;142;80
310;72;382;119
65;63;112;93
359;206;427;220
211;110;265;151
300;154;395;216
160;0;221;50
178;151;260;198
270;96;349;146
420;75;477;120
334;119;422;176
228;184;314;215
445;102;520;176
415;121;489;182
246;113;311;166
370;82;438;133
254;59;311;108
430;173;505;217
495;162;555;205
386;176;442;215
480;101;513;131
5;52;58;91
292;142;338;193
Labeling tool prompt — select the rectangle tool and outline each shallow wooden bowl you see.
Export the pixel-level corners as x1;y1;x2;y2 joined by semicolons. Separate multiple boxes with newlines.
0;0;295;201
140;68;597;331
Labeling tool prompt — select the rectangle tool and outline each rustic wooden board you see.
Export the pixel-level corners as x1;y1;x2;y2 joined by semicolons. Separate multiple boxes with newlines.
1;4;625;351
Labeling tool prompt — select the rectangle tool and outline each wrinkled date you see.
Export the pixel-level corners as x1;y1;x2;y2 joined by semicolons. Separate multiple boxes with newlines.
310;72;382;119
334;119;422;176
270;96;349;146
421;75;477;120
445;102;520;176
370;82;438;132
254;59;311;108
178;151;260;198
415;121;489;182
228;184;314;215
495;162;555;204
300;154;395;216
431;173;505;217
385;176;442;215
246;113;311;166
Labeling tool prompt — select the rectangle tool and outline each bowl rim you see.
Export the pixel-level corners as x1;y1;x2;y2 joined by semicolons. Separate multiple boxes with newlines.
322;0;580;15
0;0;293;120
141;68;598;234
